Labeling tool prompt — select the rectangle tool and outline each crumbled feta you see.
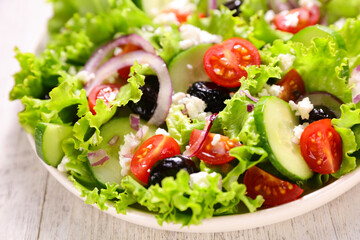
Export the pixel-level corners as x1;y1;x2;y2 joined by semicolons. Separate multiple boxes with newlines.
189;172;222;189
155;128;170;136
211;134;221;146
153;12;180;25
278;54;296;72
334;18;346;30
179;24;222;49
119;126;149;176
172;92;187;105
292;122;309;144
281;10;299;27
258;84;284;97
349;67;360;102
114;47;123;55
186;64;193;70
141;25;155;32
264;10;275;23
299;0;321;8
289;97;314;120
69;66;77;75
57;156;70;173
76;70;95;83
166;0;195;14
181;95;207;120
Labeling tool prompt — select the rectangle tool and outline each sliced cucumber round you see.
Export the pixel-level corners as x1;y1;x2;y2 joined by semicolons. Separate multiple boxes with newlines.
254;96;313;181
88;117;156;188
291;25;346;49
35;123;73;167
169;44;212;93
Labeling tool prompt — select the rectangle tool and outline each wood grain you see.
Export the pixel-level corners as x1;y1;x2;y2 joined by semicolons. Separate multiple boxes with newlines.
0;0;359;239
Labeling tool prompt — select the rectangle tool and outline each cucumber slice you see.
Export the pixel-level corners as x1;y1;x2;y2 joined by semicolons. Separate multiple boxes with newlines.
89;117;156;187
254;96;313;181
291;25;346;49
35;123;73;167
169;44;212;93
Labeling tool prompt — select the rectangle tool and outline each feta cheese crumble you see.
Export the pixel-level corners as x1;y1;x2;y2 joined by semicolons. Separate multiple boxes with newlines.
264;10;275;23
119;125;149;176
57;156;70;173
282;10;299;27
155;128;170;136
299;0;321;8
349;67;360;102
153;12;179;25
278;54;296;72
258;84;284;97
211;134;221;146
179;24;222;50
172;93;211;121
76;70;95;83
289;97;314;120
292;122;309;144
189;172;222;189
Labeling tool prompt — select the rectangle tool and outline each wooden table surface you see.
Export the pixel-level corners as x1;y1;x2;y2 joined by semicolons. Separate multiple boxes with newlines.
1;0;359;239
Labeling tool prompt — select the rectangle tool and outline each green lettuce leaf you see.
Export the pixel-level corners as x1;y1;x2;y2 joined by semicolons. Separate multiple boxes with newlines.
325;0;360;24
261;38;351;103
331;103;360;177
240;0;268;21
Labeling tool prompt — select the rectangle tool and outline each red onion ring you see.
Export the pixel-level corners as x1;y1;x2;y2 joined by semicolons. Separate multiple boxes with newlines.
268;0;290;13
84;34;156;74
183;113;218;157
239;90;259;103
130;114;140;131
207;0;217;15
85;51;173;126
88;149;110;166
108;135;119;146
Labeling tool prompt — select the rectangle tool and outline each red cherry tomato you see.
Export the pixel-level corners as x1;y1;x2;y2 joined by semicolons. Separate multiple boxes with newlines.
244;166;304;207
274;6;320;34
116;43;143;79
131;135;180;184
88;84;122;115
277;69;306;102
189;129;241;165
300;119;342;174
203;37;261;88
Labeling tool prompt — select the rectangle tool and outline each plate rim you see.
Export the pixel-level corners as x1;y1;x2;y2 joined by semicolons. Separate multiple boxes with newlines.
26;133;360;232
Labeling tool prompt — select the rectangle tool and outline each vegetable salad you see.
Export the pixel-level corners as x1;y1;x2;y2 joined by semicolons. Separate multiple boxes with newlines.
10;0;360;226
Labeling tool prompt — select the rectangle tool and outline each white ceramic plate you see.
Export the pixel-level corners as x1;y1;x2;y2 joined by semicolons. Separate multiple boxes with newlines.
27;134;360;232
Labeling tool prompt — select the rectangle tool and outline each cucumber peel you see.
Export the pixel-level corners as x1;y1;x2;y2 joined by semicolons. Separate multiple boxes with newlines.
35;123;73;167
254;96;313;181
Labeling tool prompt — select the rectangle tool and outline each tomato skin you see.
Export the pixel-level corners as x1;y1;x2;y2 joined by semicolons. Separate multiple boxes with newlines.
274;6;320;34
131;135;181;184
244;166;304;207
277;69;306;102
300;119;342;174
203;37;261;88
88;84;122;115
189;129;241;165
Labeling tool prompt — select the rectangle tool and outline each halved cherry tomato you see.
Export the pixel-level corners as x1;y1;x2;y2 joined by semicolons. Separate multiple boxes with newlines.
88;84;122;115
116;43;143;79
189;129;241;165
244;166;304;207
203;37;261;88
274;6;320;34
131;135;180;184
277;69;306;102
300;119;342;174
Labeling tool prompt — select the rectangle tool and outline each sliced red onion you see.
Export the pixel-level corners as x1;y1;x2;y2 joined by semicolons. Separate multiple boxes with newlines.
84;34;156;74
130;114;140;131
85;51;173;126
247;104;255;112
349;65;360;104
207;0;217;15
88;149;110;167
239;90;259;103
108;135;119;146
183;113;218;157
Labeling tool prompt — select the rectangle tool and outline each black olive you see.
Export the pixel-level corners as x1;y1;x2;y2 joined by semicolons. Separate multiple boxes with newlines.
148;155;198;186
223;0;243;16
301;105;337;124
187;81;231;113
128;75;159;120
